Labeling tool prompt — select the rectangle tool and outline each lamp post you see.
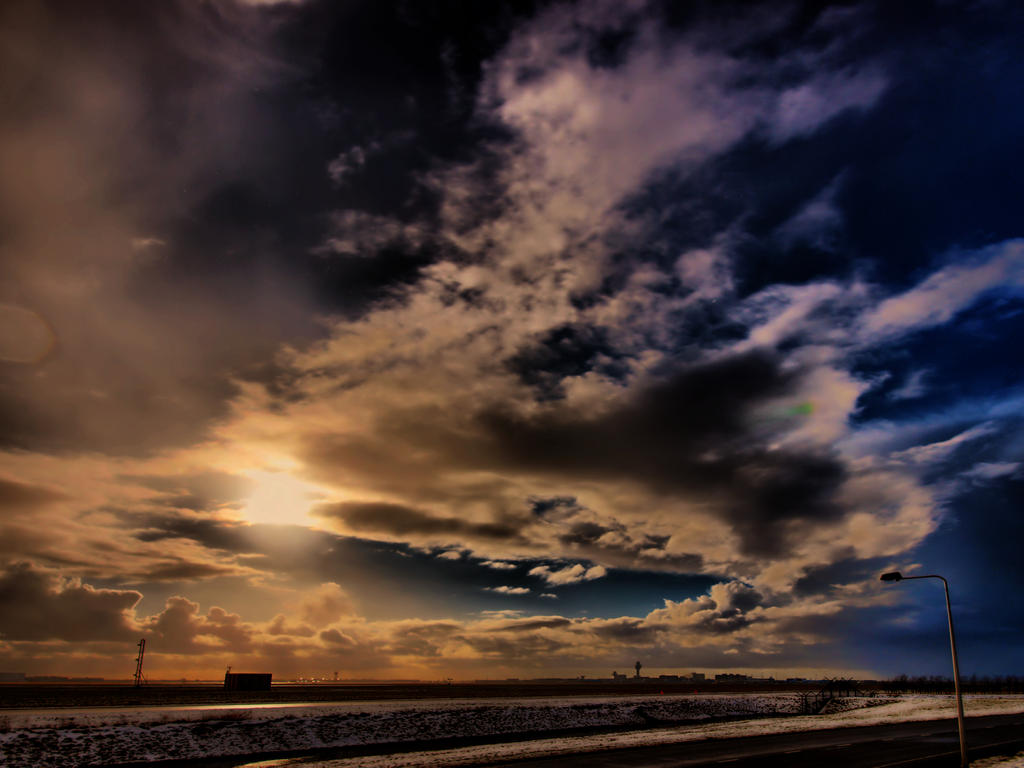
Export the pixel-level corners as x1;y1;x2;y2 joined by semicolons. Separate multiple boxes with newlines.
880;571;967;767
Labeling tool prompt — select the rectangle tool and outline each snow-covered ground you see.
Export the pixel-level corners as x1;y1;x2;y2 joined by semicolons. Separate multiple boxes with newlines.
267;694;1024;768
973;753;1024;768
1;692;1022;768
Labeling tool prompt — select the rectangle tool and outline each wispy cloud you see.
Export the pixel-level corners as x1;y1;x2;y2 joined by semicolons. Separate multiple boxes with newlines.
861;240;1024;340
766;68;888;143
892;423;998;466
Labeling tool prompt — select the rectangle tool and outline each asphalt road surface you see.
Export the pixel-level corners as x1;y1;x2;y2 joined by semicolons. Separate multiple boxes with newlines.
464;713;1024;768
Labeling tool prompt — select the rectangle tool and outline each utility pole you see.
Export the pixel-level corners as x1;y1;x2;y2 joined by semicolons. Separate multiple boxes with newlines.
133;638;146;687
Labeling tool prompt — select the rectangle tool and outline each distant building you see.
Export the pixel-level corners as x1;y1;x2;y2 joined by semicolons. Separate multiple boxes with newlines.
612;671;628;680
715;673;751;682
658;674;680;681
224;672;272;690
690;673;705;681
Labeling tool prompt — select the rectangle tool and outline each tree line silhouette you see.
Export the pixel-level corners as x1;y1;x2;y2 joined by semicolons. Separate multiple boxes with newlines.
882;674;1024;695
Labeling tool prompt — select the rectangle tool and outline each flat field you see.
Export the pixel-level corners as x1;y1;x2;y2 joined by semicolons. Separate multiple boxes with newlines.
1;684;1023;768
0;680;816;709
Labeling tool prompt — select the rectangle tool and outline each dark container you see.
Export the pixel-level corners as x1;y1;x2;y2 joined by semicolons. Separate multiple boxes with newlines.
224;672;272;690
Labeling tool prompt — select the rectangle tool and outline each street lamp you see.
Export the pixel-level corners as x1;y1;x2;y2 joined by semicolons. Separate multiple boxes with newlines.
880;571;967;767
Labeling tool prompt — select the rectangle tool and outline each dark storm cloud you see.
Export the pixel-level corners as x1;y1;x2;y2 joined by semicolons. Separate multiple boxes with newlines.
523;498;705;569
791;550;893;598
0;0;329;455
300;0;541;207
128;512;255;553
509;324;627;400
2;0;541;456
294;345;852;564
475;350;846;555
0;561;140;641
314;501;527;542
542;513;703;569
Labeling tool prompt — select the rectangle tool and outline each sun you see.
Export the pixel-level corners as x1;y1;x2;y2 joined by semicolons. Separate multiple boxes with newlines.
241;470;324;526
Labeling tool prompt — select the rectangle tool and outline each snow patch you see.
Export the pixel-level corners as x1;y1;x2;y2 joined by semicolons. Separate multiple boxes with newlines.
1;693;1022;768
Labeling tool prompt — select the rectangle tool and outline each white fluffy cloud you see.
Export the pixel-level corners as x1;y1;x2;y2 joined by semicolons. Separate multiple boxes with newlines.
488;586;531;595
482;560;518;570
529;563;608;586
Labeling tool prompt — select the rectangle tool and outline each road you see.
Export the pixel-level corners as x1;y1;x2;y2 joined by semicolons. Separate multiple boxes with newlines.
464;713;1024;767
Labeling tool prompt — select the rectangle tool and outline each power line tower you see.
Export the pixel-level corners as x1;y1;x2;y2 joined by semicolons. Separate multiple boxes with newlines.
133;638;147;687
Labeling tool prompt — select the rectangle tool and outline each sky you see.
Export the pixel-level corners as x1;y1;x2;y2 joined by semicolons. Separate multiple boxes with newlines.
1;0;1023;682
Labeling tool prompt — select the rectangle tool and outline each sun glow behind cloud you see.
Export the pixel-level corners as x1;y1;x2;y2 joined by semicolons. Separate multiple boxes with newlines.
241;470;325;526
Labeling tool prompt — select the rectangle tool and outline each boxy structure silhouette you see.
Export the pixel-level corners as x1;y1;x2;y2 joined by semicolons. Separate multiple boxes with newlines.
224;671;272;690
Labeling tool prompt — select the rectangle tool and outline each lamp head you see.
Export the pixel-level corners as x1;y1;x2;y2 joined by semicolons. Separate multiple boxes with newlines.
880;571;903;582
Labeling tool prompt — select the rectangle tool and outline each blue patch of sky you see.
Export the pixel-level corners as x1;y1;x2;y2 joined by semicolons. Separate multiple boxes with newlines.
841;474;1024;676
534;569;719;619
310;537;717;621
851;295;1024;425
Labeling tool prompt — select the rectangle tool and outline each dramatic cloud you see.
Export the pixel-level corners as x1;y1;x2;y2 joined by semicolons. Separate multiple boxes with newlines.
0;0;321;455
0;562;140;641
2;0;1022;679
